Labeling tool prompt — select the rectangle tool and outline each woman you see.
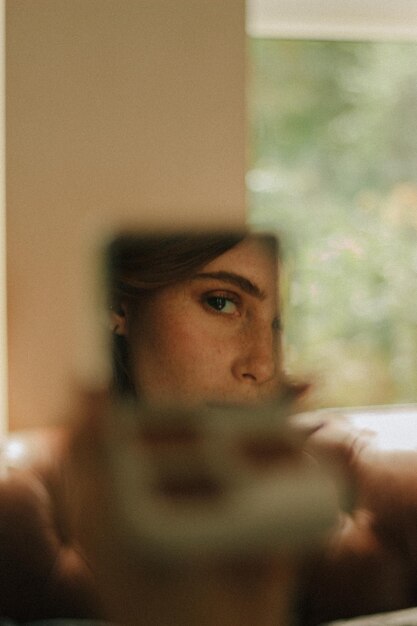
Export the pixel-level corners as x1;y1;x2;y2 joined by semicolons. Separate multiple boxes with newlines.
3;231;416;626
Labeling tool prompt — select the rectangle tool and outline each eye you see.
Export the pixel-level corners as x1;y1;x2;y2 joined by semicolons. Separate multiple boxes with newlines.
203;293;239;315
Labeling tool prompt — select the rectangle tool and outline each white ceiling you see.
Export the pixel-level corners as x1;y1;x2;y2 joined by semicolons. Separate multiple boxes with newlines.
247;0;417;40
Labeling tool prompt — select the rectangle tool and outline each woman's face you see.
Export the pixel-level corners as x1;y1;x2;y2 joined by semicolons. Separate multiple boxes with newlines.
120;237;282;407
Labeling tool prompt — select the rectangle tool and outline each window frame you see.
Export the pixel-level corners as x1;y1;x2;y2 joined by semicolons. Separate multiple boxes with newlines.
247;0;417;41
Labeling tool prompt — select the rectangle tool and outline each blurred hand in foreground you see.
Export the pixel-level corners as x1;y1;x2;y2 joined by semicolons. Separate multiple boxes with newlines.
64;390;332;626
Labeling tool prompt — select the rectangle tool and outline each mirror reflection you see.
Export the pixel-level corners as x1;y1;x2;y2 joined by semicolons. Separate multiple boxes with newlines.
107;231;288;409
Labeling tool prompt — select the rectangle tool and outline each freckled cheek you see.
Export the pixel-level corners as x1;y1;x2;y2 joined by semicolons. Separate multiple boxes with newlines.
162;317;229;370
130;303;240;399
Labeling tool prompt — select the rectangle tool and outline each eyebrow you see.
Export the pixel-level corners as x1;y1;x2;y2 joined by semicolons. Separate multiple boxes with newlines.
192;271;266;300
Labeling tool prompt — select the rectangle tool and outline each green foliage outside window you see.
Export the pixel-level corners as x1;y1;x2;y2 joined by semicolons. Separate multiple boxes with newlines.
248;40;417;407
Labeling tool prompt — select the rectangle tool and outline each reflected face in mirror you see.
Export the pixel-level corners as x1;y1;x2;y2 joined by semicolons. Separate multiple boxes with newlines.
111;235;282;407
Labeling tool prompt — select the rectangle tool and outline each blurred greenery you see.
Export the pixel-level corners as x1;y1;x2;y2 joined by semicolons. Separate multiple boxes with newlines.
248;39;417;408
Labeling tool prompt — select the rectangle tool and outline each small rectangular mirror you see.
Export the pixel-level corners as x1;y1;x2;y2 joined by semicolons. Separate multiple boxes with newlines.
103;229;285;409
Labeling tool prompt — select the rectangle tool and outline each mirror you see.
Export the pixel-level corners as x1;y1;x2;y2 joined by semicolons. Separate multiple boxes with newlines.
104;230;286;409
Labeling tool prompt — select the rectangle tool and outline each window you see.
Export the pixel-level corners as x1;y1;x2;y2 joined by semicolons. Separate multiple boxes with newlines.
247;3;417;407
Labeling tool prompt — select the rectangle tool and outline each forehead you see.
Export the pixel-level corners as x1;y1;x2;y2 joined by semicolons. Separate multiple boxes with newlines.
200;237;278;289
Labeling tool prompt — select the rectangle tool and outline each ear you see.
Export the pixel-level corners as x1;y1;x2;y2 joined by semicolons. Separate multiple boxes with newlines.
110;303;128;336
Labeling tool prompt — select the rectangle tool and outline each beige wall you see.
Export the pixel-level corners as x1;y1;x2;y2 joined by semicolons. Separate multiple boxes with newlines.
7;1;246;429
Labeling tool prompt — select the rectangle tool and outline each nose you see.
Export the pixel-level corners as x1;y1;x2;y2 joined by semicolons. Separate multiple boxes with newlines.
232;323;278;386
